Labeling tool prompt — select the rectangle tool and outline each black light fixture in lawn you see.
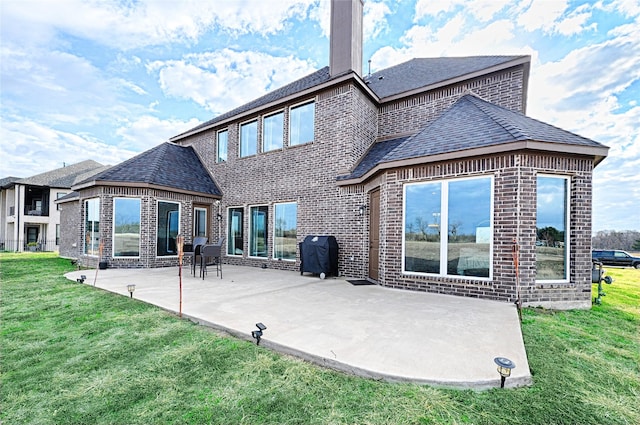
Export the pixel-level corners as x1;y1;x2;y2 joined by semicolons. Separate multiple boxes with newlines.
127;284;136;298
494;357;515;388
251;322;267;345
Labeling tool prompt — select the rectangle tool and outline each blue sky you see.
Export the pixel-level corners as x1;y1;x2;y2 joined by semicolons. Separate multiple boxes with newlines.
1;0;638;232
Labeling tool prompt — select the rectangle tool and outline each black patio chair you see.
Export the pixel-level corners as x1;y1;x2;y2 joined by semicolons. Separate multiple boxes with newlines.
200;238;225;279
183;236;208;276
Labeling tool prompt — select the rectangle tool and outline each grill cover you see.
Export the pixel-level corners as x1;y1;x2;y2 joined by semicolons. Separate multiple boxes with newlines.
299;235;338;277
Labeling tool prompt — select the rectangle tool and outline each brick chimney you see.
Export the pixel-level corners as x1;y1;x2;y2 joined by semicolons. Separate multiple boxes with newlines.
329;0;363;77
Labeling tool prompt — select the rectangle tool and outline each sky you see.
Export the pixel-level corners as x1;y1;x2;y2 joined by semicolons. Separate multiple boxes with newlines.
1;0;638;233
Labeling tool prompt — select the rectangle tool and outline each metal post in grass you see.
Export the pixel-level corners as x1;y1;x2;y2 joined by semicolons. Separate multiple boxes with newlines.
177;235;184;318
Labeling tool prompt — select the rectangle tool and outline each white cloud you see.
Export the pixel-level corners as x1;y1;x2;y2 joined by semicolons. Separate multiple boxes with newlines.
0;119;136;177
364;1;392;40
148;49;317;116
115;115;201;151
1;0;317;50
414;0;458;20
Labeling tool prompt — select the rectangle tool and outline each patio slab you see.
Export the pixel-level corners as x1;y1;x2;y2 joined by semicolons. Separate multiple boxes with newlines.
65;265;531;389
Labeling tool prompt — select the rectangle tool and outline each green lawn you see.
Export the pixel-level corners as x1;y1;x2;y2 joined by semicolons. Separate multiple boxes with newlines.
1;252;638;424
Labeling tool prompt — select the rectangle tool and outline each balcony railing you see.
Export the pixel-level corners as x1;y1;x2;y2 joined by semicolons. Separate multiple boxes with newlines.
0;239;58;252
24;207;48;216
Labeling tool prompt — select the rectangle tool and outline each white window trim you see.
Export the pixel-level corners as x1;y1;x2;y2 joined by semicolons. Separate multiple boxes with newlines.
216;129;228;163
112;197;141;258
273;201;297;261
248;204;269;260
239;119;258;158
156;200;181;257
227;206;244;257
536;174;571;283
288;99;315;147
401;175;494;280
262;110;284;153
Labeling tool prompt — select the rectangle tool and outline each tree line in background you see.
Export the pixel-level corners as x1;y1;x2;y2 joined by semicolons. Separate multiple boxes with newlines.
592;230;640;251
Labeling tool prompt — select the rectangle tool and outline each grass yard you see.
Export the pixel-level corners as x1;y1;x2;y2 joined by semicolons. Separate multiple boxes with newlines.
1;252;639;424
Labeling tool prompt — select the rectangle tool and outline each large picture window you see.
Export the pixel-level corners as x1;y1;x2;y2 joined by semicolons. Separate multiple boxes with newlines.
249;205;268;258
228;207;244;256
289;101;314;146
217;130;228;162
157;201;180;256
403;177;493;278
240;120;257;157
84;198;100;255
263;111;283;152
536;175;569;281
274;202;297;260
113;198;141;257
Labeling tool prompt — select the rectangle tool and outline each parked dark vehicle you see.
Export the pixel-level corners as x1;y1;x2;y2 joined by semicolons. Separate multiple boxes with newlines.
592;250;640;269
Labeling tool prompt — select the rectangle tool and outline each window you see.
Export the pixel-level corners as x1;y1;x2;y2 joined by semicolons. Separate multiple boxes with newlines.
84;198;100;255
217;130;228;162
194;207;207;238
274;202;297;260
536;175;569;281
157;201;180;256
113;198;141;257
249;205;268;258
228;207;244;256
263;111;284;152
403;177;493;278
240;120;258;157
56;192;66;210
289;101;315;146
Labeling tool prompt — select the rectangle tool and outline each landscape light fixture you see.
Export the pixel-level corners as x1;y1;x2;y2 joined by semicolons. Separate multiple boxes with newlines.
251;322;267;345
494;357;515;388
127;284;136;298
77;275;87;283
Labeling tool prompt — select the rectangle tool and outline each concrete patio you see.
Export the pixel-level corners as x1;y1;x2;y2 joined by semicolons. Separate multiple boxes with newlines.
65;265;531;389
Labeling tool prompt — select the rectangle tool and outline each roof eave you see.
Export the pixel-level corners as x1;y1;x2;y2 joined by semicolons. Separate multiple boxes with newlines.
337;139;609;186
72;180;222;199
378;56;531;104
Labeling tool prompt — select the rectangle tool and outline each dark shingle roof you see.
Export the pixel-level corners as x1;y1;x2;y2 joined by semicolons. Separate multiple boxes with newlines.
364;56;528;99
172;67;332;140
78;142;221;196
172;56;528;141
14;160;105;188
339;94;607;181
0;176;22;189
336;137;408;181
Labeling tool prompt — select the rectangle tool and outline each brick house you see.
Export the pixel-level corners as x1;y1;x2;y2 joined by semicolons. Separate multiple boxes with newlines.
60;0;608;309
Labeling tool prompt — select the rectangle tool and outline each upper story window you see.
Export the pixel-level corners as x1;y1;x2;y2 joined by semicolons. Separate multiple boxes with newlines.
536;175;569;281
217;130;228;162
240;120;258;157
263;111;284;152
403;176;493;279
289;101;315;146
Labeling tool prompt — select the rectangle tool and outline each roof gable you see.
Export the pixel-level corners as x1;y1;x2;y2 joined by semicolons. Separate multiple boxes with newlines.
364;56;529;99
339;94;608;182
77;142;221;197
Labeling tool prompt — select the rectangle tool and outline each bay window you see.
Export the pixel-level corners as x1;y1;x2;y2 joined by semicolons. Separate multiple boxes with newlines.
113;198;141;257
536;175;569;281
403;176;493;278
84;198;100;255
157;201;180;256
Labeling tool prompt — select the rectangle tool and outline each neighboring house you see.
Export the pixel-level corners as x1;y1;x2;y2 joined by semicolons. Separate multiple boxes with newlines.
61;0;608;309
1;160;106;252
